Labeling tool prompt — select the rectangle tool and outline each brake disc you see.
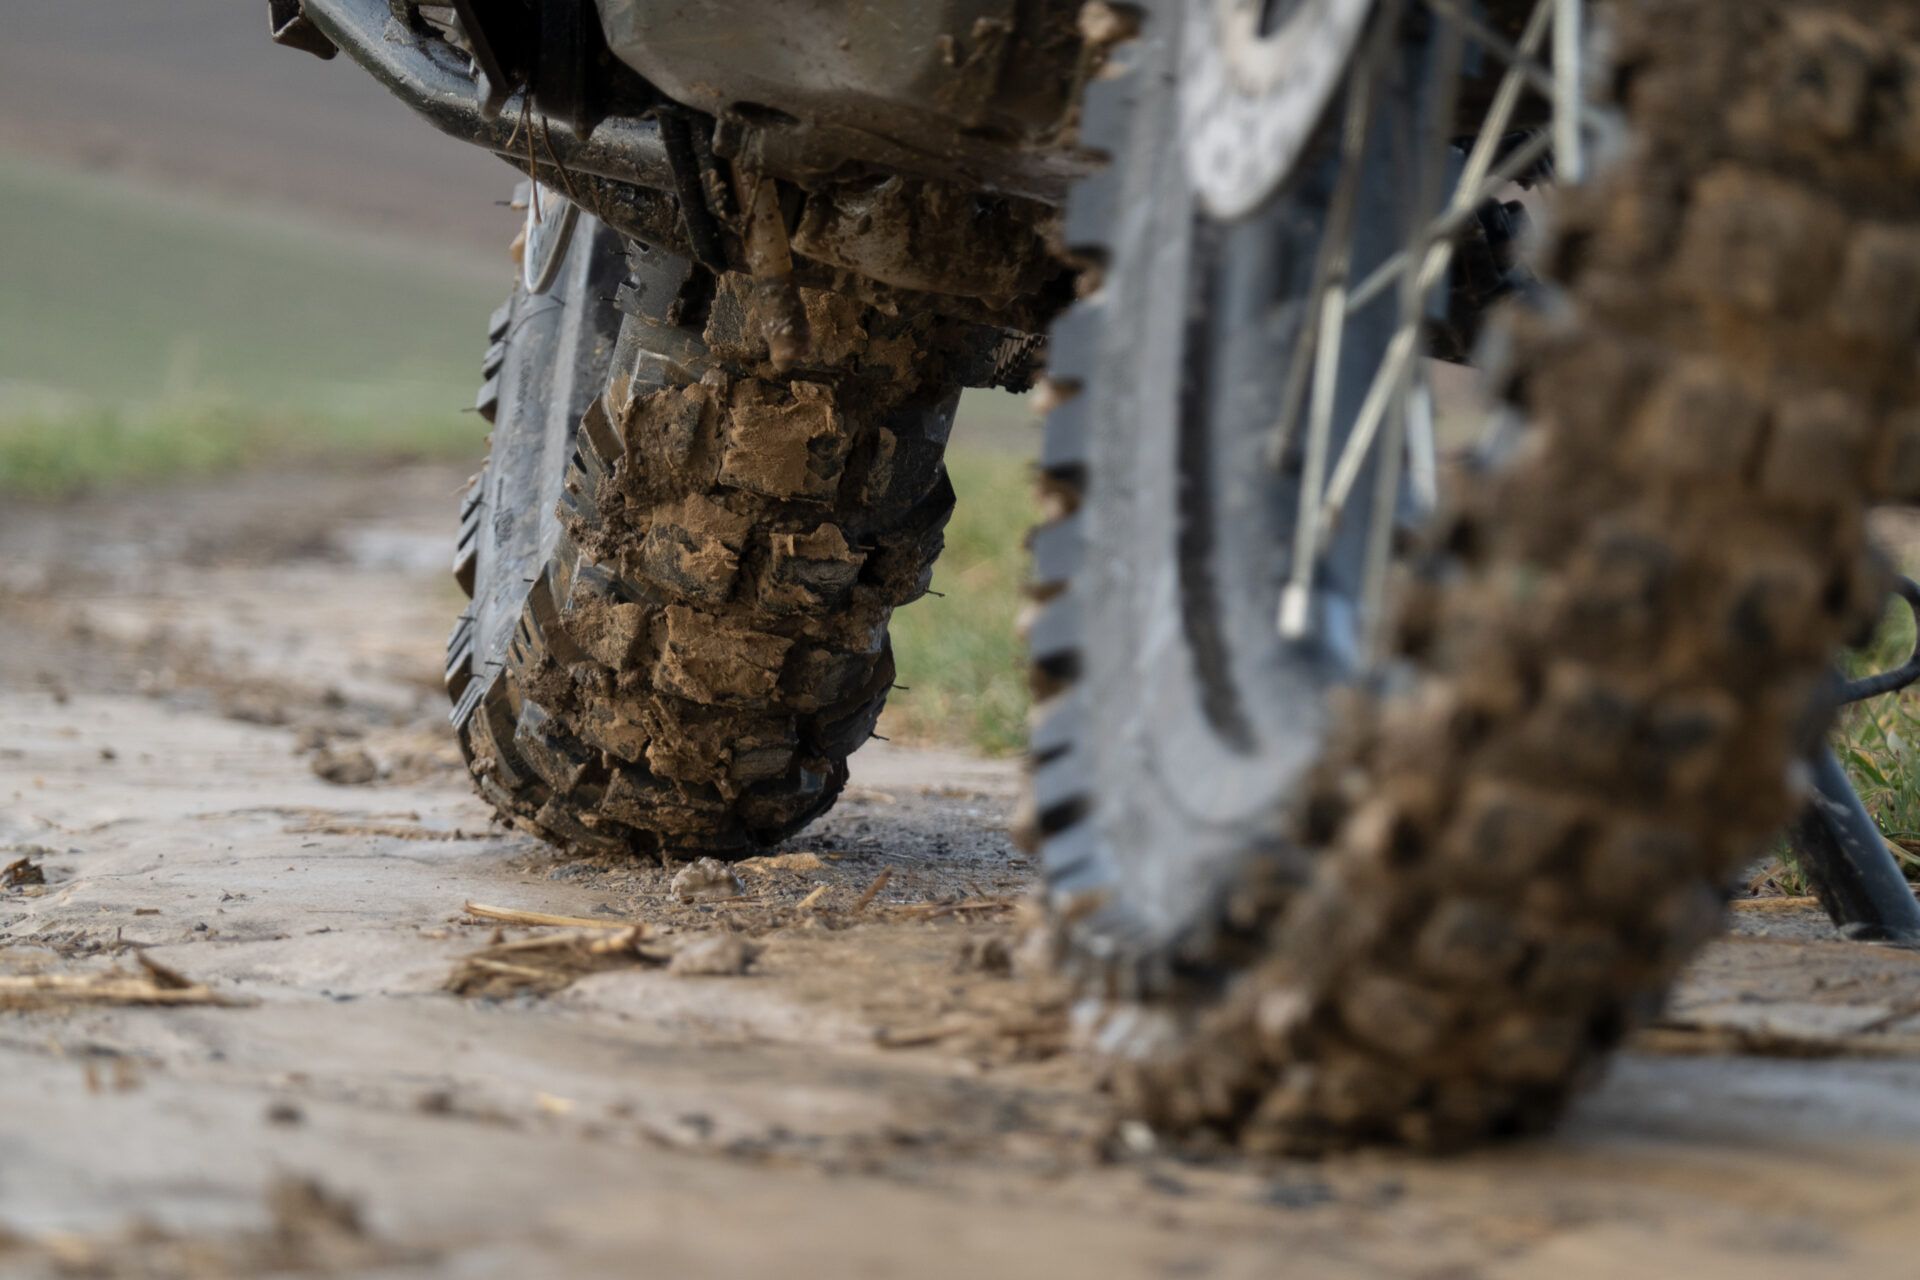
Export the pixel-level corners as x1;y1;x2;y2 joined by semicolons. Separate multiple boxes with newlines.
1180;0;1378;220
522;181;580;294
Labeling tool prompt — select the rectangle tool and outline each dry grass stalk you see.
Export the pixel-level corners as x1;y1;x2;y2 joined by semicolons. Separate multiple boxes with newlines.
1730;896;1822;913
874;1020;971;1049
852;867;893;913
876;1007;1071;1058
1639;1021;1920;1059
462;901;628;930
446;925;665;998
890;897;1016;921
0;952;248;1012
735;851;825;876
795;884;830;911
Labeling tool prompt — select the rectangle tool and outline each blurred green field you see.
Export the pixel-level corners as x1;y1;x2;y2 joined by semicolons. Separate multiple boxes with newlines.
883;450;1034;755
0;156;502;418
0;153;1033;485
0;155;504;494
0;153;1038;752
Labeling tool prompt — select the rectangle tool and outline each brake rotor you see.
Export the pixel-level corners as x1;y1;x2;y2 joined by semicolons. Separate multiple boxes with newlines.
521;181;580;295
1179;0;1378;220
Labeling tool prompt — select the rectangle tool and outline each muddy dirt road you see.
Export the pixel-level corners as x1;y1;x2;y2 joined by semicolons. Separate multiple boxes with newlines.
4;462;1920;1277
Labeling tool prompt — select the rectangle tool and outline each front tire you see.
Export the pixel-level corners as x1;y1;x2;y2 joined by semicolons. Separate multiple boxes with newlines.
1032;0;1423;989
1038;0;1905;1151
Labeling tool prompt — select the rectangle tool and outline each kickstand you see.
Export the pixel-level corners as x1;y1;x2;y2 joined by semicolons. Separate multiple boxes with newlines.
1785;577;1920;943
1789;745;1920;943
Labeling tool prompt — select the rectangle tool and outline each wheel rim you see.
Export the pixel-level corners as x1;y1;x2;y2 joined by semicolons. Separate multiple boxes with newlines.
1179;0;1378;219
1271;0;1602;667
1046;0;1607;983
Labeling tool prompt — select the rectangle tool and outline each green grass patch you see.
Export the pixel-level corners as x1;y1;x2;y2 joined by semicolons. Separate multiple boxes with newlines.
0;155;500;417
0;153;504;497
882;449;1034;755
0;398;480;499
0;152;502;495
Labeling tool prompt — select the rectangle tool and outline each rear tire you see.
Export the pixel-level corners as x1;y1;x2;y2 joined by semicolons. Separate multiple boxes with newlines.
448;209;959;857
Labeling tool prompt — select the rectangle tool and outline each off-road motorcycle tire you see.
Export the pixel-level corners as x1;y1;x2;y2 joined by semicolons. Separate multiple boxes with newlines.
448;206;958;857
1037;0;1920;1151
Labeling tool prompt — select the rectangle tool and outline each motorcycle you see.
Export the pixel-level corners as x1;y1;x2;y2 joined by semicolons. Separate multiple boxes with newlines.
277;0;1920;1151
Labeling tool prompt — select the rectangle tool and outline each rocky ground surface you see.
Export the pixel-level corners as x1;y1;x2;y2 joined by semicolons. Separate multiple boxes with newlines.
2;460;1919;1277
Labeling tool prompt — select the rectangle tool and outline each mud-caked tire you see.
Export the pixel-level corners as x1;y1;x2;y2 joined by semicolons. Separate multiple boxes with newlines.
449;218;958;857
1043;0;1920;1151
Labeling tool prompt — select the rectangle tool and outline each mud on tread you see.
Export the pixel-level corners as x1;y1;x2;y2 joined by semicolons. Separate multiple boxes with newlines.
1046;0;1920;1151
451;240;961;859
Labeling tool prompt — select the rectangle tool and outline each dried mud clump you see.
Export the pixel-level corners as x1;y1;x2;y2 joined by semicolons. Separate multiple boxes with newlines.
668;932;761;976
635;493;752;604
446;925;664;999
310;746;379;786
1;857;45;890
670;857;745;902
716;380;852;502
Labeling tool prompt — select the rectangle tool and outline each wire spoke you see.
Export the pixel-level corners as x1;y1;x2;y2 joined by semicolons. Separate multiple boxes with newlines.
1358;0;1466;662
1265;0;1406;475
1313;134;1548;549
1405;380;1439;516
1274;0;1594;656
1455;0;1554;200
1316;326;1417;544
1419;0;1605;134
1553;0;1586;182
1277;0;1404;639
